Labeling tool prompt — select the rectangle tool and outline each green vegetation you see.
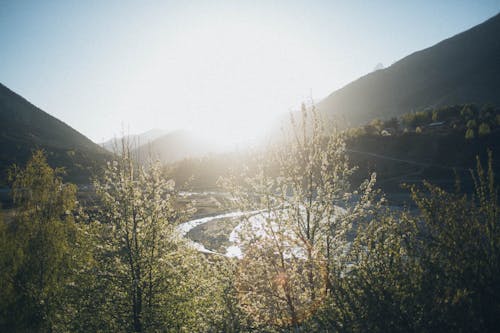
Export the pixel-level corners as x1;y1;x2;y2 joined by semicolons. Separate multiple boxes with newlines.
1;106;499;332
1;11;500;332
167;104;500;199
479;122;491;136
85;147;234;331
221;104;356;329
465;128;475;139
347;104;500;139
318;154;499;332
0;151;79;331
344;104;500;196
0;149;237;332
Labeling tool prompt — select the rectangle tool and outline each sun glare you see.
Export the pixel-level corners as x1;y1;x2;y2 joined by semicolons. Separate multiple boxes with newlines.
129;10;322;148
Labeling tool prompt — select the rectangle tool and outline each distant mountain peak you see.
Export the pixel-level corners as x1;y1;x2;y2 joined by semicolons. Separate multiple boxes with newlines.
373;63;384;71
100;128;169;153
131;130;220;164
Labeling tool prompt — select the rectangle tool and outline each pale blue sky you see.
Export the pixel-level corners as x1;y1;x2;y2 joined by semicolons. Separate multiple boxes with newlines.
1;1;499;145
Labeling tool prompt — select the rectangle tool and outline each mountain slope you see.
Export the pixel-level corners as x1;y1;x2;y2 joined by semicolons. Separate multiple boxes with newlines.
100;128;168;152
319;13;500;126
132;130;217;164
0;83;109;184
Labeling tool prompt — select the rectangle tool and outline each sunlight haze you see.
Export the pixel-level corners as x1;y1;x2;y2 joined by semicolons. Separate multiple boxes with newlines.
1;1;499;146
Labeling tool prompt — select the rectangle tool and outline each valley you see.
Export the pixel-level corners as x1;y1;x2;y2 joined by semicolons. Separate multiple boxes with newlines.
1;7;500;332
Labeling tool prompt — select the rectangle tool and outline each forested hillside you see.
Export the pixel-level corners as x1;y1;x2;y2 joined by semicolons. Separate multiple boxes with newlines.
347;104;500;196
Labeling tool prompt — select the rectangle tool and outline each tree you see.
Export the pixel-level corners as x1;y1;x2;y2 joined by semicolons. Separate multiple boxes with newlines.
318;152;500;332
385;117;399;130
465;128;475;139
0;150;78;332
224;103;375;331
478;122;491;136
404;153;499;331
90;143;230;332
370;118;384;133
92;146;175;331
467;119;477;129
318;207;422;332
460;105;475;120
0;205;18;329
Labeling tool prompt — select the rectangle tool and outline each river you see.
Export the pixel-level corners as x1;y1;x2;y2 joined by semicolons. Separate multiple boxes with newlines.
177;210;261;257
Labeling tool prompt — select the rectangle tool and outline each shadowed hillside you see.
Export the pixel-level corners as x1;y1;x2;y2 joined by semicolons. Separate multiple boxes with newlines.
0;83;109;185
132;130;219;164
319;13;500;126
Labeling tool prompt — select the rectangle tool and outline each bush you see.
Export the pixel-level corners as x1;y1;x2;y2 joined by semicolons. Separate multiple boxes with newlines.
478;122;491;136
465;128;475;139
317;152;500;332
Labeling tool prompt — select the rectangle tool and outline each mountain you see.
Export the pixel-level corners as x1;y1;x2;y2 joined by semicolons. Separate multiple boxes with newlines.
0;83;109;185
132;130;218;164
100;128;168;152
319;13;500;126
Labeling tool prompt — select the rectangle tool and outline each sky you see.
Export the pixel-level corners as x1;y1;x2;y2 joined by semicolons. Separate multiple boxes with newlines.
1;0;499;146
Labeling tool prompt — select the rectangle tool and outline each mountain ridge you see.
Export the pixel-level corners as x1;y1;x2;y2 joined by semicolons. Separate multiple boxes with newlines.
131;130;220;164
100;128;169;153
0;83;109;184
319;12;500;126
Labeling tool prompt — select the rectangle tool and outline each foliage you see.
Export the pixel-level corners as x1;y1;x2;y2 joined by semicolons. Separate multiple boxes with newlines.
1;111;500;332
401;110;432;127
345;104;499;141
479;122;491;136
0;150;78;332
82;145;232;332
0;149;239;332
465;128;475;139
467;119;477;129
315;152;500;332
223;103;377;331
